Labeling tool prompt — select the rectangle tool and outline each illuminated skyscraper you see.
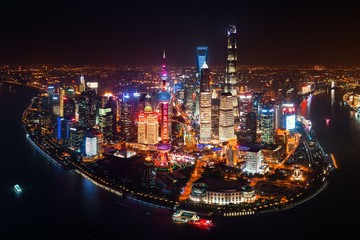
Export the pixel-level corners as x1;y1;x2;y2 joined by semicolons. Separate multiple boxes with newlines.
273;104;282;130
137;104;159;145
211;88;221;141
237;92;252;142
199;62;212;143
219;92;235;143
196;46;209;78
47;86;55;108
225;25;237;93
282;103;296;130
59;88;65;118
69;123;84;151
225;24;239;120
155;50;172;169
79;75;86;93
78;90;97;129
199;62;210;93
99;96;114;142
140;156;157;190
184;76;196;114
120;93;136;141
260;106;274;144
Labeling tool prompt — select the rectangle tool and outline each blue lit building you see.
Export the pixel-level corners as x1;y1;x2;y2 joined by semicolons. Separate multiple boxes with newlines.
56;117;72;141
196;46;209;78
57;117;63;140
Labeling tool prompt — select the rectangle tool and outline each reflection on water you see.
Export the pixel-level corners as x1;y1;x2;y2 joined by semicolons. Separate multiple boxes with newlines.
349;109;360;124
325;118;331;127
299;94;313;118
331;89;335;106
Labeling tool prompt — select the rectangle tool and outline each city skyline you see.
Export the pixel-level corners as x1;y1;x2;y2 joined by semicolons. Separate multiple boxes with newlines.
1;1;359;66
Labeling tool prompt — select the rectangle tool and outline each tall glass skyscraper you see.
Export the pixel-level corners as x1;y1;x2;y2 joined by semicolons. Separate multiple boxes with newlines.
196;46;209;78
260;106;274;144
78;90;97;129
225;24;238;95
199;62;211;143
120;93;136;141
224;24;239;122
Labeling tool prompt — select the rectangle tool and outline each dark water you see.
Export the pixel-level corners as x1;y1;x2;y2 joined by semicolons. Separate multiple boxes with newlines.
0;84;358;239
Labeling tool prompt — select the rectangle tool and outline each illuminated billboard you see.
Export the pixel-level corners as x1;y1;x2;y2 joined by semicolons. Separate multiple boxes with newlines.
285;115;296;130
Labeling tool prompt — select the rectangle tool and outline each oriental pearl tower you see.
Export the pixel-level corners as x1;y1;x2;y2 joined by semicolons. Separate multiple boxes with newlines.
154;49;172;170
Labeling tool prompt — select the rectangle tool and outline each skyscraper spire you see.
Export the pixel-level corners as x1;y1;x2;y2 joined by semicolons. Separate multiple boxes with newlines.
155;49;172;170
225;24;237;95
224;24;239;122
161;49;167;91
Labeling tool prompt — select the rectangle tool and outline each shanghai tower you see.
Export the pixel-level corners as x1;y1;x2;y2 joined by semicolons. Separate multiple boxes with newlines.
225;24;238;95
224;24;239;120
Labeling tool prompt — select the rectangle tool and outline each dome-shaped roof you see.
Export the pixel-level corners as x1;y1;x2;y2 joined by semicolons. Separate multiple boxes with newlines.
158;91;171;101
242;185;254;192
144;105;153;112
157;143;172;151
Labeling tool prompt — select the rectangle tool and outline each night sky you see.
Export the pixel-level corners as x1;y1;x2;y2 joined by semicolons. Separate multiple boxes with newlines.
1;0;359;66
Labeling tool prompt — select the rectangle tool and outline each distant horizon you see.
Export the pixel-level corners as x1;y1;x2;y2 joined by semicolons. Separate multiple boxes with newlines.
1;1;359;67
1;63;359;69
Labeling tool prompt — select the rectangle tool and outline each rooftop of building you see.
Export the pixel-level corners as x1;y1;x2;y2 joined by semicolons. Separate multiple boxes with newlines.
194;177;244;192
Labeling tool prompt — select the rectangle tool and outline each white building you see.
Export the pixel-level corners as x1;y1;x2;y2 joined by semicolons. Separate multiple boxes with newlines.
219;92;235;142
190;181;256;205
242;147;268;175
85;136;97;156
